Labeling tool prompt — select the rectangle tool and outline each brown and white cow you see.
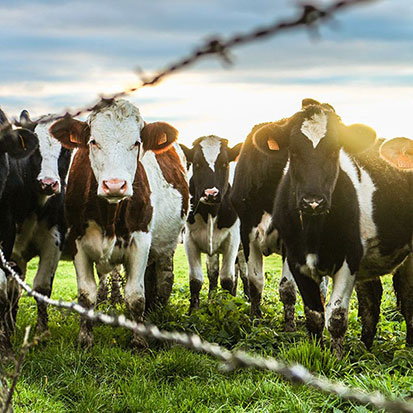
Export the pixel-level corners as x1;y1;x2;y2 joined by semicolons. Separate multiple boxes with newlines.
50;99;189;348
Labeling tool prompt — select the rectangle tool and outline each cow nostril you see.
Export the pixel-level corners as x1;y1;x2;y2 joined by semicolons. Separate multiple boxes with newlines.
102;179;127;195
204;187;219;198
301;197;326;212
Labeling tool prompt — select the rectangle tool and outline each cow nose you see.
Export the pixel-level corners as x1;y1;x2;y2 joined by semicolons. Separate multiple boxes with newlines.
102;179;128;196
39;178;60;194
300;196;327;214
204;187;219;200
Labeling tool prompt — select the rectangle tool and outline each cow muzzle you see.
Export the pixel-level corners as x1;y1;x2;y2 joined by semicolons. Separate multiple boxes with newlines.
200;187;220;204
38;178;60;195
101;179;128;202
299;196;329;215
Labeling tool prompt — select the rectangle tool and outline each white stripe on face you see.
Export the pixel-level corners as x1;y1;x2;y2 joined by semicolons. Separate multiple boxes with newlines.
200;136;222;172
35;120;63;185
300;112;327;148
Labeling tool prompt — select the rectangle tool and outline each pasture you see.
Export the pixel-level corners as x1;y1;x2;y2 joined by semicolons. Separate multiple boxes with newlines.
4;245;412;412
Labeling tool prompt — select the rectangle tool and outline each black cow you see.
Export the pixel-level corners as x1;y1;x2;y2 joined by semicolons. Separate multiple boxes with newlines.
231;121;302;331
6;111;72;337
0;108;38;355
254;98;413;356
180;135;243;311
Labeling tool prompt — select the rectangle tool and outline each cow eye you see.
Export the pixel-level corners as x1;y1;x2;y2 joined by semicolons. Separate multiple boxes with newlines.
130;140;140;150
89;139;100;148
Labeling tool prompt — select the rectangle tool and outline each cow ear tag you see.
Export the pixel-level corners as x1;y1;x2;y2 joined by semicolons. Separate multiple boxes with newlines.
268;138;279;151
158;133;167;145
70;133;83;144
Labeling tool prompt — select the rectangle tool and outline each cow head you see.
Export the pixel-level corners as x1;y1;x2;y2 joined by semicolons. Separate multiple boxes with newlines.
379;137;413;170
50;99;178;203
18;111;72;195
253;98;376;215
180;135;242;208
0;108;38;159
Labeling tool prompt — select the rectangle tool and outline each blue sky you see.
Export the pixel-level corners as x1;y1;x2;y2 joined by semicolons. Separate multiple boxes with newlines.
1;0;412;144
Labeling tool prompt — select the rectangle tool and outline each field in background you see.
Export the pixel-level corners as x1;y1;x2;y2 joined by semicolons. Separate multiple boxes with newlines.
6;245;413;412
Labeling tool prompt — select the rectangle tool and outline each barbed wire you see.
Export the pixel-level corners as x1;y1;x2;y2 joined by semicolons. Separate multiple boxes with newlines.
0;0;375;134
1;249;412;413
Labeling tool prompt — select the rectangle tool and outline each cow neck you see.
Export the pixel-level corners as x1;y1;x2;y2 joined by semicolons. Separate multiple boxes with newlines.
155;148;189;217
193;201;219;223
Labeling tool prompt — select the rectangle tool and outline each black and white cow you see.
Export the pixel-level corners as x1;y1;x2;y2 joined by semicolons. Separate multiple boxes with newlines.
0;108;38;355
231;121;300;331
180;136;243;311
6;111;72;334
253;98;413;356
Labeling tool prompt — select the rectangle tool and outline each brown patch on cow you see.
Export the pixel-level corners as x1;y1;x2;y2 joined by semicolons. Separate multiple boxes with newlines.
64;147;153;258
155;146;189;217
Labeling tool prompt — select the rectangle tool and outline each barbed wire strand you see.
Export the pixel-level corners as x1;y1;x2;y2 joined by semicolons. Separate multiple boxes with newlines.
0;0;375;134
1;249;412;413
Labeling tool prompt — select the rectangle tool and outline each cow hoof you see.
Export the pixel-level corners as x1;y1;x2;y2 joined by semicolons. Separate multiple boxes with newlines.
130;334;148;350
331;337;345;360
285;320;297;332
250;305;262;320
78;331;94;350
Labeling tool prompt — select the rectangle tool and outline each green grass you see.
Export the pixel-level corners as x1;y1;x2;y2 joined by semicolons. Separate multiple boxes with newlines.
5;246;413;412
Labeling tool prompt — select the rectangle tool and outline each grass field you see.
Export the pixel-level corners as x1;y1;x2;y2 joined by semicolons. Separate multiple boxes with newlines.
5;245;413;412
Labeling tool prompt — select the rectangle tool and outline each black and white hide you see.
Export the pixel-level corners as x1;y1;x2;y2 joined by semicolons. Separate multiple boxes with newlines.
180;136;243;311
7;111;71;335
0;108;38;355
254;98;413;357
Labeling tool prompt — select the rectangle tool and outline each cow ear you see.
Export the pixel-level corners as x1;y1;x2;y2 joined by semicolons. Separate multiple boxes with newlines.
380;137;413;170
141;122;178;154
0;126;38;159
179;144;193;163
49;114;90;149
18;110;37;131
302;98;321;109
252;122;289;155
228;142;243;162
338;122;376;154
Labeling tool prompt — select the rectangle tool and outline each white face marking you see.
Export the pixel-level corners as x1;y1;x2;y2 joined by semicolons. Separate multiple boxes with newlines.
339;150;377;243
200;136;221;172
88;100;144;199
34;118;63;188
301;112;327;148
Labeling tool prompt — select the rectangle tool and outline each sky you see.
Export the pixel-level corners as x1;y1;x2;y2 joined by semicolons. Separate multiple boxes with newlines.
1;0;413;146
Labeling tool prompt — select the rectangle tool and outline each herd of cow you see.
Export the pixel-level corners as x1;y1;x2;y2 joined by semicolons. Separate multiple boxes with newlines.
0;97;412;359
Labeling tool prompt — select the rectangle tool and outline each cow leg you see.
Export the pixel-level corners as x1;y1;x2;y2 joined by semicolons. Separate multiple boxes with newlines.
110;266;123;305
325;260;355;359
394;254;413;346
155;253;174;307
206;254;219;297
392;266;402;311
144;261;157;312
247;238;264;318
279;259;297;332
220;228;240;296
289;260;325;344
184;235;203;313
124;232;151;349
355;278;383;349
236;249;249;300
96;271;109;306
0;269;12;357
33;234;61;333
74;247;97;349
